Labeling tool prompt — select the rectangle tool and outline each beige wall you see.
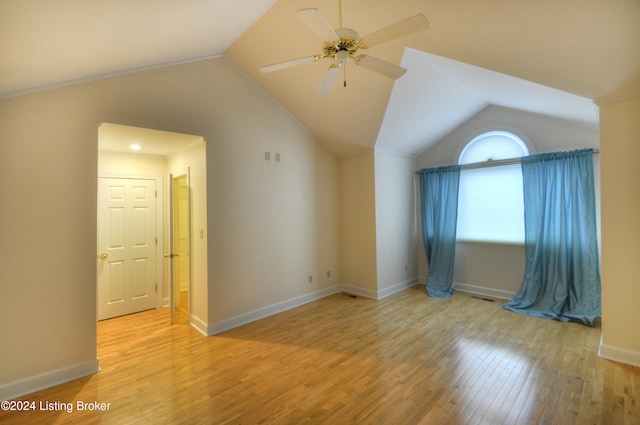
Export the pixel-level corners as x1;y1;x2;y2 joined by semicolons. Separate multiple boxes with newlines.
0;86;101;395
0;56;341;398
374;152;418;292
598;89;640;365
314;144;342;291
453;242;525;296
340;153;378;292
206;108;340;326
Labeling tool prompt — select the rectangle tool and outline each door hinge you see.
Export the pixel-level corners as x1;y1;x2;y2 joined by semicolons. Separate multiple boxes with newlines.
155;237;158;245
155;190;158;198
155;284;158;292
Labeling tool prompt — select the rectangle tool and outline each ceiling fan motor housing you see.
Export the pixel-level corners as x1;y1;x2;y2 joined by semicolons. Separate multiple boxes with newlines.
323;28;362;63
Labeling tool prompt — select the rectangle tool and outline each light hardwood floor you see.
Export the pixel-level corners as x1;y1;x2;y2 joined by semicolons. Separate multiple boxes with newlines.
1;285;638;424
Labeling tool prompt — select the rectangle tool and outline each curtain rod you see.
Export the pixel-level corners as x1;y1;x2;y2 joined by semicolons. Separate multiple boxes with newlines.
415;148;599;173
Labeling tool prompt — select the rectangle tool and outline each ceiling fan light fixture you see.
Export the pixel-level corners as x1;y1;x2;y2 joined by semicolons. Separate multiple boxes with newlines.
336;50;349;65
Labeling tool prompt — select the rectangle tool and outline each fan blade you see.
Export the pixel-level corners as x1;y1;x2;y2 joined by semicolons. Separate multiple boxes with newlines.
317;65;340;96
296;8;340;42
360;14;429;48
259;55;319;73
355;55;407;80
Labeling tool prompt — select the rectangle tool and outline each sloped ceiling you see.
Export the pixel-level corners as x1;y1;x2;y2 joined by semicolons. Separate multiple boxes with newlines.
2;0;639;158
228;0;639;157
0;0;277;96
375;48;600;156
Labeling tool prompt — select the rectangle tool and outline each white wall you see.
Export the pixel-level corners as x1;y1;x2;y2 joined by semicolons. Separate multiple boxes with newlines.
374;152;418;295
0;56;341;399
415;105;600;297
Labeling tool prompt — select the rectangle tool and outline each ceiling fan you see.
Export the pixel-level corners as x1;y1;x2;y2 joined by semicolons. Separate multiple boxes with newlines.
259;1;429;95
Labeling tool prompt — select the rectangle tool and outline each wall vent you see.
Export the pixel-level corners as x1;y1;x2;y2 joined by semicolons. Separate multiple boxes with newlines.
470;295;495;302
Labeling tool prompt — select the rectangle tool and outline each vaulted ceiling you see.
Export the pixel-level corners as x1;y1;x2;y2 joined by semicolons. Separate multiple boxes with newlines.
2;0;639;157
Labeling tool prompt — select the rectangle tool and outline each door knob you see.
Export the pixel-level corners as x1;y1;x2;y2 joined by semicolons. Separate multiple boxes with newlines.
99;253;108;260
164;253;180;258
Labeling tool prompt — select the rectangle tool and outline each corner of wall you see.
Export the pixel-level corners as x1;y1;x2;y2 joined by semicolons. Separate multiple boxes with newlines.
599;340;640;368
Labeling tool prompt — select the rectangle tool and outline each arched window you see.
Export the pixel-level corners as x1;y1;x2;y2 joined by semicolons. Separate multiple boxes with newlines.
456;131;530;243
459;131;529;164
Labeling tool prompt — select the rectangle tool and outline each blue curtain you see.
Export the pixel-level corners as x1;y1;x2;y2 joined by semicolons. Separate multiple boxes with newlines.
419;165;461;298
503;149;601;326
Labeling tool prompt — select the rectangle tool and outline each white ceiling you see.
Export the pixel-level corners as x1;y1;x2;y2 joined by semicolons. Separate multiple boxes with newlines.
2;0;639;157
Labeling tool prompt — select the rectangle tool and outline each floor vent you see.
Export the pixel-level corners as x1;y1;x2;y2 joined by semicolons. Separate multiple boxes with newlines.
470;295;495;302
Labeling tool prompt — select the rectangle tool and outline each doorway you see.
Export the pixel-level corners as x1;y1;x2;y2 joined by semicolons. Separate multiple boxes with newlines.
97;122;205;325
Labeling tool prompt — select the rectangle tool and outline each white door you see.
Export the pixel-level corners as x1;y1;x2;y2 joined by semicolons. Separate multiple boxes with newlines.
98;177;158;320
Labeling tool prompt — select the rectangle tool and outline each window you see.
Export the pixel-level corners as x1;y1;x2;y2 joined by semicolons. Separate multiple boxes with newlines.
456;131;529;244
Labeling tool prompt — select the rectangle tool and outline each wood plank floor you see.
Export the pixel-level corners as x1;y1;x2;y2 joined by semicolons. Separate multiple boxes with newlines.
1;285;638;424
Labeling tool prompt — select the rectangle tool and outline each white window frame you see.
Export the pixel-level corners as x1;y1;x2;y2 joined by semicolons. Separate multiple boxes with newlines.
456;131;530;244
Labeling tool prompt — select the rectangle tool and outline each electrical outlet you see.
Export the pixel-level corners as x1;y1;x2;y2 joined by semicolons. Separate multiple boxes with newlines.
265;151;271;161
308;275;313;284
327;270;331;278
275;152;281;162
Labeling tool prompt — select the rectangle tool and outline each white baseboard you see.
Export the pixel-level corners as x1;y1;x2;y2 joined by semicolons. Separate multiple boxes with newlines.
206;279;421;335
189;314;209;337
376;278;420;300
340;284;378;300
207;285;344;335
0;358;100;401
599;342;640;368
452;282;516;300
416;278;515;300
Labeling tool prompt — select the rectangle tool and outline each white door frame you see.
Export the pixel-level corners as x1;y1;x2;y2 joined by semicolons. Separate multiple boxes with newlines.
168;168;191;324
97;173;164;311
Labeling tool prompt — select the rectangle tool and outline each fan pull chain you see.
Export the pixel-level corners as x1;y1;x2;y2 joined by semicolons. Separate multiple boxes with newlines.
338;0;343;28
344;64;347;87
